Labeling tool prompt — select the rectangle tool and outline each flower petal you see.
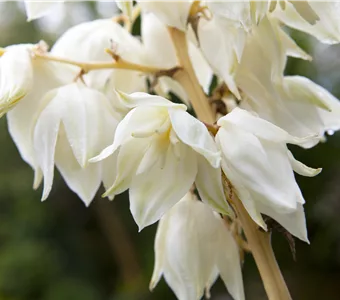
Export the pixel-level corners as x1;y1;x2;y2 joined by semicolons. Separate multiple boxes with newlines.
195;156;233;216
287;150;322;177
169;108;220;168
33;90;60;201
129;143;197;230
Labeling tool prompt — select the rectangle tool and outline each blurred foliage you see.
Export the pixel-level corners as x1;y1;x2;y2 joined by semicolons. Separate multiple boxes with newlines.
0;2;339;300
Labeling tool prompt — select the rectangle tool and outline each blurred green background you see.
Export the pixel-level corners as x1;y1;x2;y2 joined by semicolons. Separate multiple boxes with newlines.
0;2;339;299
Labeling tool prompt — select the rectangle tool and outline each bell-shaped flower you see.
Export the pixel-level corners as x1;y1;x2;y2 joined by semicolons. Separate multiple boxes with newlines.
138;0;193;31
141;12;213;103
52;18;147;93
24;0;63;21
0;45;34;117
33;82;118;205
150;192;244;300
90;92;231;229
6;45;74;188
198;15;246;99
236;16;340;148
216;108;321;242
271;1;340;44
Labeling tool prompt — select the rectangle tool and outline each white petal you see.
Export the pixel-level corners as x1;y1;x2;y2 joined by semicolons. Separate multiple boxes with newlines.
101;152;118;200
287;150;322;177
195;156;233;216
150;213;172;290
33;90;60;201
25;1;62;21
129;144;197;230
257;202;309;243
169;108;220;168
103;137;151;197
55;128;102;206
216;219;245;300
218;107;317;146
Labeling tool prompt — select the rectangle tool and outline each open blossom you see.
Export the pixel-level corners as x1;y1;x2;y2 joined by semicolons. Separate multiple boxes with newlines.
90;92;231;229
33;82;118;205
150;193;244;300
216;108;321;242
0;45;33;117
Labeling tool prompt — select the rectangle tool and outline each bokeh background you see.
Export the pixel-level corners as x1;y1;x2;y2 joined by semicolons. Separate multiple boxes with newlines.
0;2;339;299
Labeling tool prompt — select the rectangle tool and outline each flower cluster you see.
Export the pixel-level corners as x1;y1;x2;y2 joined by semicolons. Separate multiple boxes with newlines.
2;1;340;299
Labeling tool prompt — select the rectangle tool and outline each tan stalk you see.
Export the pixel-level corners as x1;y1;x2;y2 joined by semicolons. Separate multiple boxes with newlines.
168;26;292;300
32;52;167;74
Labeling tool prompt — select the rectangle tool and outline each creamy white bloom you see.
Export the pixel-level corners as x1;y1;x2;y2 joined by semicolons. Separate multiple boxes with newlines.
90;92;231;229
198;15;246;99
6;46;73;188
150;193;244;300
24;0;63;21
236;16;340;148
141;12;213;102
52;18;147;93
216;108;321;242
33;82;118;206
138;0;193;31
271;1;340;44
0;45;33;117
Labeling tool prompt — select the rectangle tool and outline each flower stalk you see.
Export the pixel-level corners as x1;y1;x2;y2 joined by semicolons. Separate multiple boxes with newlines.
168;26;292;300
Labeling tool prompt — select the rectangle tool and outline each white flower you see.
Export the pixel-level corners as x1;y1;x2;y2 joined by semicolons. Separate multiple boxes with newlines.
236;16;340;148
24;0;63;21
216;108;321;242
6;46;73;188
90;92;231;229
271;1;340;44
138;0;193;31
0;45;34;117
198;15;246;99
52;18;147;93
33;82;118;205
150;193;244;300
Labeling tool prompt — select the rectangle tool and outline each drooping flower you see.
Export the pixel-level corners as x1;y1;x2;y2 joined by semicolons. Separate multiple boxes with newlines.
216;107;321;242
24;0;63;21
235;16;340;147
150;192;245;300
33;82;119;205
0;45;34;117
6;44;74;188
90;92;231;229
